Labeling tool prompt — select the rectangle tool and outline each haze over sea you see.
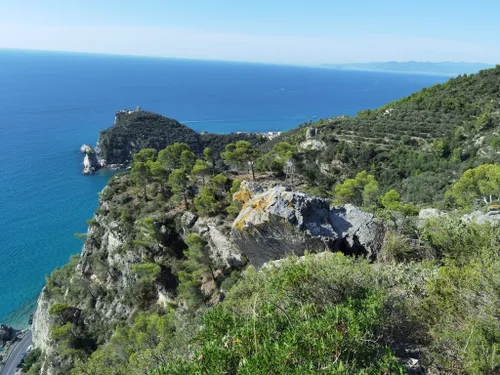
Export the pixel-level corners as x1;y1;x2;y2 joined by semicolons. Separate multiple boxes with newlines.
0;49;448;327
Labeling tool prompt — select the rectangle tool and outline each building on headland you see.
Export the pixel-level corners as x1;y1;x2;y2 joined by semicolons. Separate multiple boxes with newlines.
114;106;143;124
235;131;282;140
263;131;282;140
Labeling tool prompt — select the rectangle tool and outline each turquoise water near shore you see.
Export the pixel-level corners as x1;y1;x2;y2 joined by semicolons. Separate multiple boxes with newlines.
0;49;449;327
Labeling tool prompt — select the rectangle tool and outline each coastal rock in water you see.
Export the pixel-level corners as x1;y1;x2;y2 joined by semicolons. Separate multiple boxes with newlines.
80;144;93;154
81;144;99;174
0;324;14;344
231;186;383;266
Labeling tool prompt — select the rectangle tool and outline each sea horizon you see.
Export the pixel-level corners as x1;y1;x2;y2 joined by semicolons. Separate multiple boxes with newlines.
1;47;483;77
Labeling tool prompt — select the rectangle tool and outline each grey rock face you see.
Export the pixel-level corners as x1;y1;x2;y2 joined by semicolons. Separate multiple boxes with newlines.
462;208;500;225
181;211;198;229
32;290;52;354
80;144;93;154
300;139;327;151
231;187;383;266
305;127;318;139
193;217;243;268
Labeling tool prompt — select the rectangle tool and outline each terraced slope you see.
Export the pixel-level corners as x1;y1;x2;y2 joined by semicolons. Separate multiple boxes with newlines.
267;66;500;204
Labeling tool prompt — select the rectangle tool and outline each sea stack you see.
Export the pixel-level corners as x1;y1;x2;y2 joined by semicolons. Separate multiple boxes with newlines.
80;144;99;174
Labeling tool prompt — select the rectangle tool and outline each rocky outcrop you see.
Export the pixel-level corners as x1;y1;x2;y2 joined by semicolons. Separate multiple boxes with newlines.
231;187;384;266
0;324;15;345
301;127;326;150
81;144;99;174
419;207;500;227
462;207;500;225
31;176;182;374
192;217;243;268
31;292;51;354
300;139;327;150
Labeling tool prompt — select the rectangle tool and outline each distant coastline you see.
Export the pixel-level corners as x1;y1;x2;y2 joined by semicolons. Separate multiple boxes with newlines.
320;61;496;76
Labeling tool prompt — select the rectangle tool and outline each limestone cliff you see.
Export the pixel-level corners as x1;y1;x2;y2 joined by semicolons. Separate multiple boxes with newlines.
30;176;385;374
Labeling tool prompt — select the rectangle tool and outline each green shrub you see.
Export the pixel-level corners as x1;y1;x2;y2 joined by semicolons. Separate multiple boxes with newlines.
378;231;413;263
22;348;42;372
152;253;407;375
421;217;494;263
194;187;219;216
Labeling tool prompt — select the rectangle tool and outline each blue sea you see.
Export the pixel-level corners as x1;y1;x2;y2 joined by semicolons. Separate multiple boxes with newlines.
0;49;449;327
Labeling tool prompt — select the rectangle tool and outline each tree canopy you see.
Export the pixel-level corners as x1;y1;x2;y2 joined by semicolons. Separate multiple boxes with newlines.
452;164;500;207
222;140;260;180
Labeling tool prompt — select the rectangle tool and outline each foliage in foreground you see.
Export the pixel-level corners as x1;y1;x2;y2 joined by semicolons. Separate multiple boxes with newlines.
151;253;408;375
66;215;500;375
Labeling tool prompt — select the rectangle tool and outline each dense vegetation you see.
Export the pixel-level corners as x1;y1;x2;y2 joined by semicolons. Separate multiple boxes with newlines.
258;66;500;205
24;67;500;375
69;217;500;375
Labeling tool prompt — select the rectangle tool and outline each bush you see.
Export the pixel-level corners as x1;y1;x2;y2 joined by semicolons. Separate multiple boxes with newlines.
421;217;494;263
378;231;413;263
152;253;407;375
22;348;42;372
194;187;219;216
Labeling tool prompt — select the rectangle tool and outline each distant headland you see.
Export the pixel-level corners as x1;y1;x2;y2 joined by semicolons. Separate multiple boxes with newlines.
80;108;281;174
320;61;496;76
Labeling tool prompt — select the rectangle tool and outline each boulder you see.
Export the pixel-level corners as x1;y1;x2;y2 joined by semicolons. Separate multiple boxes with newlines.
0;324;14;343
233;180;263;204
300;139;327;151
418;208;443;221
462;208;500;225
181;211;198;229
231;187;383;266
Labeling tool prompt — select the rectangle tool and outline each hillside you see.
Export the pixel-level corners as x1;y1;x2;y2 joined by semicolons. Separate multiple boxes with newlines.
266;66;500;204
321;61;495;75
22;67;500;375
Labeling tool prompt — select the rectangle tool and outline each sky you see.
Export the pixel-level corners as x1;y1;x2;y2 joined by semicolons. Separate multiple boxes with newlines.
0;0;499;65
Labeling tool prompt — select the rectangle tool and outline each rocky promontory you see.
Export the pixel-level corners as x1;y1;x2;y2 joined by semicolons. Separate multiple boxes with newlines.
81;109;266;173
